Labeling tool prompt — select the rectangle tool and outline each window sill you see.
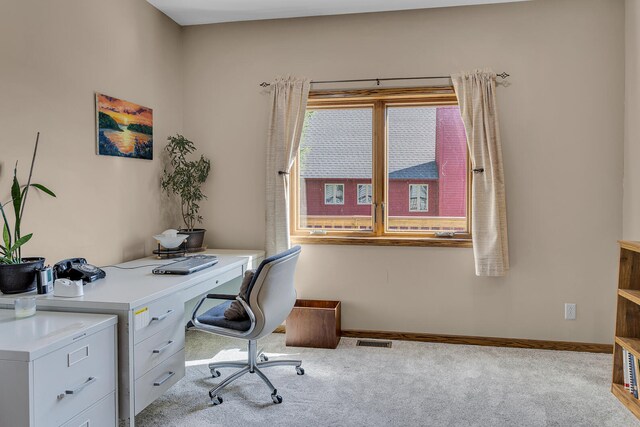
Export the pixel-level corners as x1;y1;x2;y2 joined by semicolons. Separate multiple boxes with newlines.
290;235;473;248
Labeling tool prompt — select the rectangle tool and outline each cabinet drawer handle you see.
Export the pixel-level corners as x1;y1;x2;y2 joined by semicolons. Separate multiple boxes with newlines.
152;340;174;354
153;371;175;386
59;376;97;398
152;309;174;322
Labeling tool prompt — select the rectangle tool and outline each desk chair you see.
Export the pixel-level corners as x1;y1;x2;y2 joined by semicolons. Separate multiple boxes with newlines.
191;246;303;405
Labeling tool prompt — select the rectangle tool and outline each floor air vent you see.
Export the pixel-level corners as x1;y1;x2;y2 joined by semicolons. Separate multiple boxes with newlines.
356;340;392;348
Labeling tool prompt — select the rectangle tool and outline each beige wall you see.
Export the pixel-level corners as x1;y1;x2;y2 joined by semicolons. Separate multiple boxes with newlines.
183;0;625;343
0;0;183;265
0;0;625;343
625;0;640;239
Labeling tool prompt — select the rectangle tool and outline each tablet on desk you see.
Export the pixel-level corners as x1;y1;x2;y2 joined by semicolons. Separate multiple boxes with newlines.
152;255;218;275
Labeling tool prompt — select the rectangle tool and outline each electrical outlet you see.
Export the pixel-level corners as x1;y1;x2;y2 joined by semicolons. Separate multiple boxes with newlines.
564;303;576;320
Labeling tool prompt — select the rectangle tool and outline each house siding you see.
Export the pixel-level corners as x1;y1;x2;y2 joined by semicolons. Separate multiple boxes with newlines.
302;179;373;216
302;178;440;216
387;179;439;216
436;106;467;217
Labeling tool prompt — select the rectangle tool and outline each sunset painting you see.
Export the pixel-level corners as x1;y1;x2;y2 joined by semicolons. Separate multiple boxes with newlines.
96;93;153;160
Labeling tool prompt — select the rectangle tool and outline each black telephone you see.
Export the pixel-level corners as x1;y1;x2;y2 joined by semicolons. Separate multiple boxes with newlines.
53;258;106;283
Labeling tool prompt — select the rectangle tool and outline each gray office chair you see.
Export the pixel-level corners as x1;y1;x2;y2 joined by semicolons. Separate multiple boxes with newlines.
190;246;303;405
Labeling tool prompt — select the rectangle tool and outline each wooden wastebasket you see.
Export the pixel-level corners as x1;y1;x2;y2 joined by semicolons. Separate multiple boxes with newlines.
285;299;341;349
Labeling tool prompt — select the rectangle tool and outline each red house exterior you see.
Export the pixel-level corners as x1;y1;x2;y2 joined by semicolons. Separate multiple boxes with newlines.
303;179;372;216
387;179;439;217
299;106;467;220
303;178;440;216
436;106;468;217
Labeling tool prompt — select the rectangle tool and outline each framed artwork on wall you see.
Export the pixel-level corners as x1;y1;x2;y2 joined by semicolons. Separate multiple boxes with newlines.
95;93;153;160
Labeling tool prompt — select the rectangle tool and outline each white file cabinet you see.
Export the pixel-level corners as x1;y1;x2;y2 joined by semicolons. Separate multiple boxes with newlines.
0;310;118;427
131;294;186;415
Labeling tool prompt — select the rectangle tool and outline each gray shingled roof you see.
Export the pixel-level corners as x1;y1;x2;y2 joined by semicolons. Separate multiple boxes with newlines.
299;107;438;180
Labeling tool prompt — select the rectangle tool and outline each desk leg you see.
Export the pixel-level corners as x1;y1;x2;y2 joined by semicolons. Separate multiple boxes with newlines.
116;310;135;427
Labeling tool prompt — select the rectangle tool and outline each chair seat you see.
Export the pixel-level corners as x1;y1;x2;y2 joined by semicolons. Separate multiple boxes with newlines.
197;300;252;332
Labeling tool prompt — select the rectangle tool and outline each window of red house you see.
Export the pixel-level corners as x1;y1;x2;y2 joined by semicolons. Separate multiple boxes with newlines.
357;184;372;205
409;184;429;212
290;87;471;247
324;183;345;205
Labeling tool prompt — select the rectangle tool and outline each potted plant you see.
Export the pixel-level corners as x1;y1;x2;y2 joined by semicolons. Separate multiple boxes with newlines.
0;133;56;294
161;134;211;251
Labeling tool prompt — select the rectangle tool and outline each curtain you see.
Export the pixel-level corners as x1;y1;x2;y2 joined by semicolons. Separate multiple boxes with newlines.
265;76;311;256
452;69;509;276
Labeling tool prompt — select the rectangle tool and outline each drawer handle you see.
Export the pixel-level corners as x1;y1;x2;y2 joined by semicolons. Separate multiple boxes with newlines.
152;309;174;322
59;376;97;399
152;340;174;354
153;371;175;386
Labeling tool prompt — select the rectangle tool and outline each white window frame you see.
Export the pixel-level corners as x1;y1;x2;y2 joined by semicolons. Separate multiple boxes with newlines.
357;183;372;205
409;184;429;212
324;183;345;205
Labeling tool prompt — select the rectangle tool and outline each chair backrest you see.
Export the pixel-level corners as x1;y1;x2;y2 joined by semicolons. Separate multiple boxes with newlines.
245;246;301;340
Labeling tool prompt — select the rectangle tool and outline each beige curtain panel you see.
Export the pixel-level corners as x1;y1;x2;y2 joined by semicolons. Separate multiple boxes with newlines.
452;69;509;276
265;76;310;256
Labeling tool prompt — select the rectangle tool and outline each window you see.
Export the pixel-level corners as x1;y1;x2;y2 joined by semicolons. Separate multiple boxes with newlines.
357;184;372;205
409;184;428;212
324;183;344;205
290;87;471;246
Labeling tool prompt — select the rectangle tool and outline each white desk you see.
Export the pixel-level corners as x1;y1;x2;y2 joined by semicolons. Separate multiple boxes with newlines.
0;250;263;427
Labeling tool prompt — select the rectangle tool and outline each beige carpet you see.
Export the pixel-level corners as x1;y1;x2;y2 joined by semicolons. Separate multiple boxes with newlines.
136;330;639;426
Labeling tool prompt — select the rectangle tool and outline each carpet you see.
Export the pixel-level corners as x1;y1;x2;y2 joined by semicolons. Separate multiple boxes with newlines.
135;331;639;426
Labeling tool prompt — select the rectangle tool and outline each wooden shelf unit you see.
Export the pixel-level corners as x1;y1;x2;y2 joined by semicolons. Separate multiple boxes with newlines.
612;241;640;419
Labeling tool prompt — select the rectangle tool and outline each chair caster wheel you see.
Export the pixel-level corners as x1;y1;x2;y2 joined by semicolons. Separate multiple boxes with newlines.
296;366;305;375
210;395;223;405
211;369;221;378
271;392;283;404
259;353;269;362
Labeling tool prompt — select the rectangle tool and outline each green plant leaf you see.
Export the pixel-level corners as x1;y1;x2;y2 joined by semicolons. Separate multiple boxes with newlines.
30;183;56;197
0;202;10;249
11;166;22;239
2;223;11;252
2;134;48;261
9;233;32;253
0;256;14;265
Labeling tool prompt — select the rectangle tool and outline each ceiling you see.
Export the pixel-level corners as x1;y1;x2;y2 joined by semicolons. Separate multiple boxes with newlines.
147;0;530;26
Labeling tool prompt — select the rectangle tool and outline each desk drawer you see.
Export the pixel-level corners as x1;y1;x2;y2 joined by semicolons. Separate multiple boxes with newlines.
133;295;184;344
134;349;185;415
33;326;116;427
61;392;116;427
181;266;243;303
134;316;185;379
212;266;244;289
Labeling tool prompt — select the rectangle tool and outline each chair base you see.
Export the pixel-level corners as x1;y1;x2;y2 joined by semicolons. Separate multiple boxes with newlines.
206;339;303;405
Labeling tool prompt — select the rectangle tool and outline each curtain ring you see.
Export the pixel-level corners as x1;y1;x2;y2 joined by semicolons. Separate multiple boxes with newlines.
278;171;289;175
472;168;485;174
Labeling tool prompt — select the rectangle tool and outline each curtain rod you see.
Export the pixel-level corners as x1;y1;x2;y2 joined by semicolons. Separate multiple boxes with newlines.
258;72;510;87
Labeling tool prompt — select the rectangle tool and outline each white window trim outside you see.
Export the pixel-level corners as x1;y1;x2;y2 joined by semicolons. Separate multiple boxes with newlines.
324;183;345;205
357;183;372;205
409;184;429;212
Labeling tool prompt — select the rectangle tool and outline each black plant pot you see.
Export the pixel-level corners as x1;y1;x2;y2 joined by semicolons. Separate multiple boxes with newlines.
0;257;45;294
179;229;206;252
